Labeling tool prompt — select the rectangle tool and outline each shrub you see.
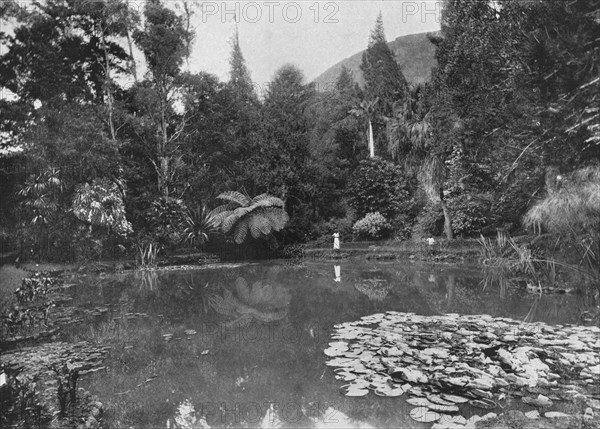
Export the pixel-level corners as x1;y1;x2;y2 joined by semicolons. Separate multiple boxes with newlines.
352;212;392;240
144;197;189;248
524;166;600;279
183;205;218;248
448;193;489;238
347;158;412;219
72;178;132;237
412;201;444;239
71;178;133;259
390;214;413;241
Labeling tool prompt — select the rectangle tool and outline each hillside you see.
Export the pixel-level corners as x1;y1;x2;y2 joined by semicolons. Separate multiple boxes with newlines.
313;31;439;89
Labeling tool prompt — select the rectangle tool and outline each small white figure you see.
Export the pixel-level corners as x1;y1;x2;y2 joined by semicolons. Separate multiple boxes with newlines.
334;265;341;282
427;237;435;247
333;232;340;250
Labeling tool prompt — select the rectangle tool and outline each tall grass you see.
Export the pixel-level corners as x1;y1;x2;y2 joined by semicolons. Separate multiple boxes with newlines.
136;242;159;268
524;166;600;284
479;230;597;295
478;231;537;292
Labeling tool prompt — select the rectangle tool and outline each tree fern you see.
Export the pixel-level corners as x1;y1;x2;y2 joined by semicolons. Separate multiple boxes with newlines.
210;191;289;244
216;191;251;206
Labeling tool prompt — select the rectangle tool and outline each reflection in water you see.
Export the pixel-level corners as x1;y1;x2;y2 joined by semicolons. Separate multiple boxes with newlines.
354;278;392;301
524;297;539;323
171;399;209;429
207;276;291;327
334;265;341;282
169;400;376;429
311;407;375;429
234;277;291;309
72;261;597;429
133;269;159;291
261;403;283;428
445;274;455;307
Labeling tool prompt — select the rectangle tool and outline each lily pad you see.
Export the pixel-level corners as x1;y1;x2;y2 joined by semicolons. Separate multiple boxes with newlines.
409;407;442;423
344;387;369;397
469;398;497;410
374;386;404;397
406;397;432;407
435;414;467;427
522;394;552;408
440;394;470;404
334;372;357;382
544;412;571;419
525;410;540;419
427;394;456;406
389;367;428;384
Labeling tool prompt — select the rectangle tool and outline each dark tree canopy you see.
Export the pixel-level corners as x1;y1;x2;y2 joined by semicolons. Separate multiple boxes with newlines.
360;12;407;116
228;26;255;101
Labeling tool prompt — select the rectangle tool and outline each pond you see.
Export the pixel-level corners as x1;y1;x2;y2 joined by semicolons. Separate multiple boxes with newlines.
60;260;593;428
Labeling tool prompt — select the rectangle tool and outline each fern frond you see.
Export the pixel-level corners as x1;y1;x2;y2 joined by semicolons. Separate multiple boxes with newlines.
233;218;250;244
251;194;285;208
216;191;250;207
232;206;254;218
210;202;239;215
249;214;271;238
221;213;241;233
211;210;232;228
261;207;289;230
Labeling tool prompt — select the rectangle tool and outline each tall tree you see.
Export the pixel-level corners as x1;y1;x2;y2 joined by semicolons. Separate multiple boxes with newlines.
75;0;139;140
427;0;600;234
133;0;193;197
360;13;407;116
0;0;130;106
228;26;255;101
250;65;318;238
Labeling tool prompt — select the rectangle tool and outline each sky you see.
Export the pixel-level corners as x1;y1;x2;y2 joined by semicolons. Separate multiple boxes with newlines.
165;0;442;88
0;0;443;98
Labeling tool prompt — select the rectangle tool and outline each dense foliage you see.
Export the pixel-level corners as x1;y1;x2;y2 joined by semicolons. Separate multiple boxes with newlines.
0;0;598;261
352;212;392;240
347;158;413;220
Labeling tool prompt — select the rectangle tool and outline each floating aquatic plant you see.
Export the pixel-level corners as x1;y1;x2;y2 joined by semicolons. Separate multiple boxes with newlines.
324;311;600;426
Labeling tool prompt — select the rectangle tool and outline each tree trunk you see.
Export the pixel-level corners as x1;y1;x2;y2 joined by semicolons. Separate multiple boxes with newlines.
100;31;116;141
125;0;138;83
441;199;453;239
368;119;375;158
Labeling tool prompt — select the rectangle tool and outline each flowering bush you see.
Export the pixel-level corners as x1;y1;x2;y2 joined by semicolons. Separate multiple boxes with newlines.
72;178;132;236
352;212;392;240
70;179;132;260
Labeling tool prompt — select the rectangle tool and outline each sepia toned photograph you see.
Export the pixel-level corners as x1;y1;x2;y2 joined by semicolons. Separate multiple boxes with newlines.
0;0;599;428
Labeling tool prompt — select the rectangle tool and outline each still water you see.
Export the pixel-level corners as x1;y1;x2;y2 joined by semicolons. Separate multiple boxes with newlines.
64;260;590;428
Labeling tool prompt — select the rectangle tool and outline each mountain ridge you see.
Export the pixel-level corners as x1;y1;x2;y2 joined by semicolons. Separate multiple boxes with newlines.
313;31;439;90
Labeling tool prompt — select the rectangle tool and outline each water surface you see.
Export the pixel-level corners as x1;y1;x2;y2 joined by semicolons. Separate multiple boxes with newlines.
64;260;590;428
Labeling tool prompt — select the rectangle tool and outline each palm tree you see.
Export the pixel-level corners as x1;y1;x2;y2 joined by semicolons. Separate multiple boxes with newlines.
210;191;289;244
385;87;454;239
421;156;453;239
350;98;379;158
386;103;432;165
385;87;432;171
